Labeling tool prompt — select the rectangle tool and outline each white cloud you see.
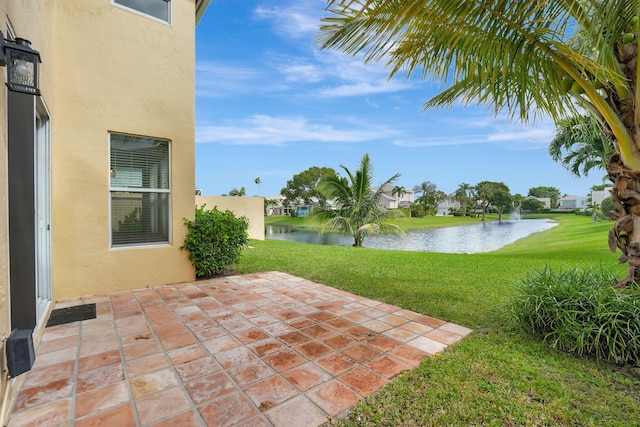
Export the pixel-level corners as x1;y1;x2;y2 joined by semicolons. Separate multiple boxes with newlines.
197;114;401;145
254;1;322;38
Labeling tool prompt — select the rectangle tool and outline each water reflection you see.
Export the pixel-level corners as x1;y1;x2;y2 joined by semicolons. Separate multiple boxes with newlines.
265;219;558;253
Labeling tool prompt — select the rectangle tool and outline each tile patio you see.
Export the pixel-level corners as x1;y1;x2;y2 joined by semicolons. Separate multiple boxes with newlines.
7;271;472;427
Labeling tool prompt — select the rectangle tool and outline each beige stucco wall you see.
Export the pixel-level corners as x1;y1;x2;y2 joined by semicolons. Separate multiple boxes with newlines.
196;196;265;240
0;1;55;420
51;0;197;299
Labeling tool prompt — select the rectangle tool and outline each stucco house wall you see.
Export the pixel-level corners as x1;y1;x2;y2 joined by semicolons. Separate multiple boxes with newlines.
1;0;207;420
196;196;265;240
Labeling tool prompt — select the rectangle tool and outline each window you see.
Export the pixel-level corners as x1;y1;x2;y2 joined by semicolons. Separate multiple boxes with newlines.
113;0;171;23
110;133;170;247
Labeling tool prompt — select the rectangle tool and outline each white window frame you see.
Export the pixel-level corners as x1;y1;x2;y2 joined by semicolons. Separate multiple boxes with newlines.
109;132;172;248
111;0;172;24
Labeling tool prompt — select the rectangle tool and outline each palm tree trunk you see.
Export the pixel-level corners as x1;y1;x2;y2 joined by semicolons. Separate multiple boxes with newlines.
606;154;640;287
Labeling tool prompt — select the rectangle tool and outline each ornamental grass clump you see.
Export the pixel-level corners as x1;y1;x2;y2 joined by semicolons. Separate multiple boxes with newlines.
181;206;248;278
509;266;640;364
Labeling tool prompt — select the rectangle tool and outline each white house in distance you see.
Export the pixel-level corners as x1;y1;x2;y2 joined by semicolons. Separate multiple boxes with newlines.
373;184;414;209
558;194;589;210
592;187;613;205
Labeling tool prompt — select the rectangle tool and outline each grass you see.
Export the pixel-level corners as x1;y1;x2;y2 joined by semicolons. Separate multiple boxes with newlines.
238;214;640;426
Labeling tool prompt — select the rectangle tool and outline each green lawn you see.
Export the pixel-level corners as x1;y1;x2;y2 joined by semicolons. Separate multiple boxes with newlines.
239;214;640;426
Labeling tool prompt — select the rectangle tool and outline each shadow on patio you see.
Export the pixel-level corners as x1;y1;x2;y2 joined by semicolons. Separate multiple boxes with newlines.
8;271;471;427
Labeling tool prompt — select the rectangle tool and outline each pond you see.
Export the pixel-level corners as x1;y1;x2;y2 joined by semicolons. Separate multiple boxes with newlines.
265;218;558;254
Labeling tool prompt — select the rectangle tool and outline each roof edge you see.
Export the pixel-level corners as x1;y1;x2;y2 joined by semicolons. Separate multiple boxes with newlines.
196;0;211;23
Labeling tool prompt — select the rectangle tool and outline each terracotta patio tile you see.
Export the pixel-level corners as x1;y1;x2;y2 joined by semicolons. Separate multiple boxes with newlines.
406;336;448;355
122;341;162;361
439;322;473;337
77;363;125;393
32;346;77;369
161;332;197;350
175;356;221;382
366;334;401;352
236;416;271;427
185;371;236;405
361;319;394;333
244;376;297;410
235;328;269;344
401;321;434;335
194;326;226;341
301;324;333;339
198;391;258;427
228;360;275;387
294;341;333;360
23;360;75;388
316;352;357;376
130;368;179;399
282;362;331;391
120;331;155;348
126;353;169;377
425;328;463;345
155;323;189;340
322;333;355;350
324;318;356;330
392;309;422;320
13;377;73;412
222;319;255;333
149;315;181;329
74;402;136;427
248;339;285;357
262;322;295;336
383;327;418;343
277;331;311;346
342;343;381;364
359;308;386;318
7;398;71;427
264;395;326;426
307;311;335;322
262;350;305;372
135;387;192;425
166;343;208;365
340;367;388;395
380;314;408;327
343;326;376;341
148;410;203;427
186;318;218;332
36;335;78;354
368;355;412;379
215;346;257;369
286;317;314;329
388;345;429;366
343;312;371;323
117;321;150;337
273;309;299;320
75;382;130;418
307;380;360;417
179;311;207;323
202;335;240;354
414;315;447;328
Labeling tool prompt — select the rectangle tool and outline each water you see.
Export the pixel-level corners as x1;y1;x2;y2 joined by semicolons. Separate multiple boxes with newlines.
265;218;557;254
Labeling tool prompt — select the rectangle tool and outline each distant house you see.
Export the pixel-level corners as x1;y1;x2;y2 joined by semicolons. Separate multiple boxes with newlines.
558;195;588;210
526;196;552;209
437;197;460;216
266;194;295;216
372;184;414;209
591;187;612;205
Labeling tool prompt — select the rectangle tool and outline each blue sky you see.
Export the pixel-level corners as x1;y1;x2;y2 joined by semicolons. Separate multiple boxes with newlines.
195;0;598;199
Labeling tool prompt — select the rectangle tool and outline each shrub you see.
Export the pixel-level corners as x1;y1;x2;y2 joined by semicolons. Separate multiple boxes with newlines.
508;266;640;364
601;197;616;220
181;206;249;278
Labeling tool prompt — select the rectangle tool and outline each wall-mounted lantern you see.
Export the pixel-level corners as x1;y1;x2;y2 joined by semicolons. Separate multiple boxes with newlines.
0;31;41;96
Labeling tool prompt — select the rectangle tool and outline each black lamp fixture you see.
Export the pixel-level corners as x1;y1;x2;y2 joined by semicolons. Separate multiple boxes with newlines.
0;31;41;96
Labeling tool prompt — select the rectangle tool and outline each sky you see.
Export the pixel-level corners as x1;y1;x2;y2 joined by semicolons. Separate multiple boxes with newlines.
194;0;600;200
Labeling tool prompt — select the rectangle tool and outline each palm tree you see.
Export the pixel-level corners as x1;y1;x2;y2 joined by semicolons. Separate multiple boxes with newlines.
474;182;493;223
255;177;262;196
228;187;246;197
391;185;407;207
319;1;640;286
314;154;403;247
454;183;474;215
587;201;602;223
549;115;613;178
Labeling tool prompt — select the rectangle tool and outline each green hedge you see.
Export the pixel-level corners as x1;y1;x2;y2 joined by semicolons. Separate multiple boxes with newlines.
181;206;248;278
